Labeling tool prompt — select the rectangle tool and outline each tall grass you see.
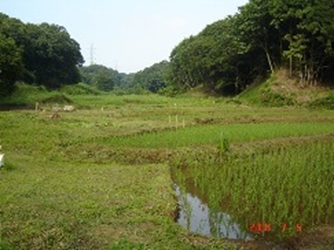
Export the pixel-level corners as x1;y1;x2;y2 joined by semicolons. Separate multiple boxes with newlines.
171;140;334;242
0;83;72;107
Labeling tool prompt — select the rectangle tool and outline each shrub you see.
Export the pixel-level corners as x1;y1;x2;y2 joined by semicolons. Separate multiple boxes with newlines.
40;93;73;104
61;83;102;95
261;89;294;107
308;94;334;110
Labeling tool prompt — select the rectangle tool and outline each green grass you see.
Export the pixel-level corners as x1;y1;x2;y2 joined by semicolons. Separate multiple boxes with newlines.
0;83;73;107
0;155;182;249
308;93;334;110
236;80;264;105
1;154;234;249
0;93;334;249
101;122;334;148
238;70;334;109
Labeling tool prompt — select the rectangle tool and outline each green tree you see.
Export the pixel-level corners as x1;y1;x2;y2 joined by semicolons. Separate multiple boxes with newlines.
23;23;84;88
0;13;84;89
0;34;23;97
80;64;120;92
168;17;257;95
93;70;115;91
270;0;334;85
237;0;281;74
168;0;334;95
117;73;135;90
168;36;197;90
132;61;169;93
197;16;256;94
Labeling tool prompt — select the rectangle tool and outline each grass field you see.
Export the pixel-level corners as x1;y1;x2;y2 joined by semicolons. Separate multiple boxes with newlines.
0;93;334;249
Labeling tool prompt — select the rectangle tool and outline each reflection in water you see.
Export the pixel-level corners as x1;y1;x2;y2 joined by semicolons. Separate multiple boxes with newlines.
174;184;252;240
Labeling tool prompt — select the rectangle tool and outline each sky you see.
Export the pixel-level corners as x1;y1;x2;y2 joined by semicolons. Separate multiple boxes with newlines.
0;0;249;73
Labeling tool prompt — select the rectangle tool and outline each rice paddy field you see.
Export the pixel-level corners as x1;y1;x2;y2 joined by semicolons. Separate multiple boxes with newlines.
0;94;334;249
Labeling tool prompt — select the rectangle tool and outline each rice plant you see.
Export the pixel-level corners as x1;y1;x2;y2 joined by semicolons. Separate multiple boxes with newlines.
101;122;334;148
172;140;334;243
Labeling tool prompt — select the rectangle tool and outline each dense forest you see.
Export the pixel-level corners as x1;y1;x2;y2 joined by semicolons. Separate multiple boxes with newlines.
1;0;334;98
168;0;334;95
0;13;83;97
79;60;169;94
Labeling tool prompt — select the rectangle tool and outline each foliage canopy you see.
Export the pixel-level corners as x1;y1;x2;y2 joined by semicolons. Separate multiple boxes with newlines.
168;0;334;95
0;13;83;96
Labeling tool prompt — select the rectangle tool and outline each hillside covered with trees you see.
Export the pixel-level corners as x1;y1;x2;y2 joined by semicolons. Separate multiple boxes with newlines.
80;61;169;94
0;12;169;98
2;0;334;103
168;0;334;95
0;13;83;97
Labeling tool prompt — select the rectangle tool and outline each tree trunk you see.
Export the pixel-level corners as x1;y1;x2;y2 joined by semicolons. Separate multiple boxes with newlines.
235;64;240;93
289;56;293;78
264;47;275;74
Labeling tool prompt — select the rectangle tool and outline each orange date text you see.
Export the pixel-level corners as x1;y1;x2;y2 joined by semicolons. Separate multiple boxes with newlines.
249;222;302;232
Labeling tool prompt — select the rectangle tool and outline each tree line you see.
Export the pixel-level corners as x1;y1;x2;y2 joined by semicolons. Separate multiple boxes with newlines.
0;12;169;97
168;0;334;95
0;13;83;97
86;0;334;96
79;61;169;94
2;0;334;98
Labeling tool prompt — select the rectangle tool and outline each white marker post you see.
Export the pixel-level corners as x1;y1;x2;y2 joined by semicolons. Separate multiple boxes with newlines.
0;154;4;168
0;146;4;168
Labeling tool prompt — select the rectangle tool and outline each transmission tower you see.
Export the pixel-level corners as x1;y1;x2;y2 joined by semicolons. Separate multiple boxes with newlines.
90;44;96;65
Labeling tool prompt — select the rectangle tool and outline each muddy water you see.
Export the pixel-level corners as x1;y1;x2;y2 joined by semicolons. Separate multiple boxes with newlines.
174;183;252;240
